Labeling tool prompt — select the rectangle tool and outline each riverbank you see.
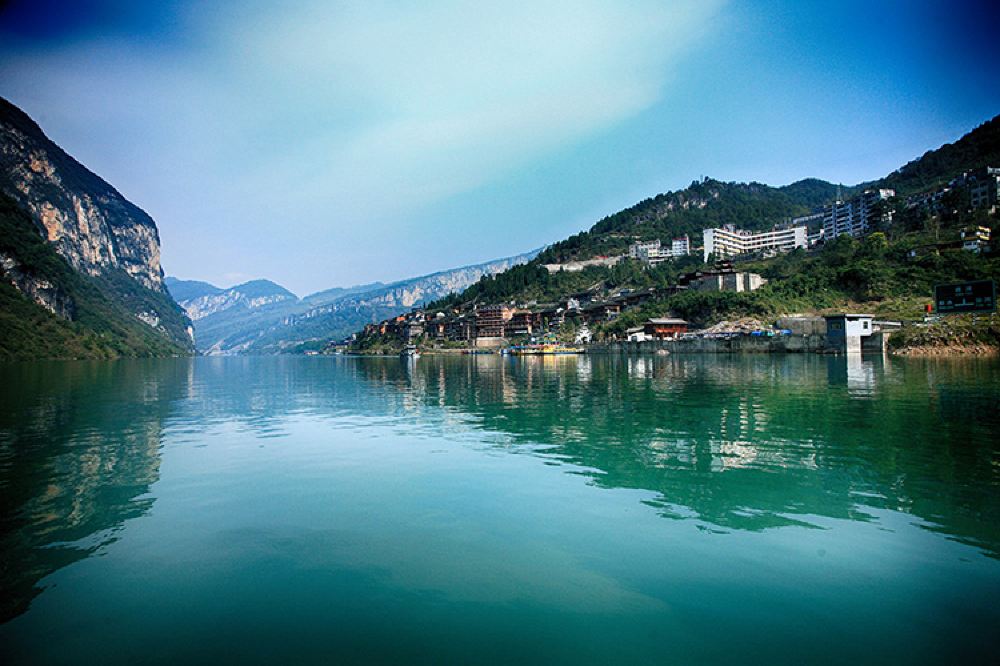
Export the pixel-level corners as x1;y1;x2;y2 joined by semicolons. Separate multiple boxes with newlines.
888;315;999;356
337;317;1000;357
892;343;999;356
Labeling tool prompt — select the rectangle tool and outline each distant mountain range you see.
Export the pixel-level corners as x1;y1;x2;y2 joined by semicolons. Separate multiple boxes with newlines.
167;249;539;354
0;96;192;359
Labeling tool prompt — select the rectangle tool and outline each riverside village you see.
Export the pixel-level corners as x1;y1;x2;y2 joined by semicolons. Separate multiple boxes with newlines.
340;169;998;358
3;5;1000;663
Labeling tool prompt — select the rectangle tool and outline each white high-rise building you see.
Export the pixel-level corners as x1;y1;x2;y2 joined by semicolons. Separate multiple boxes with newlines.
822;189;894;239
702;225;808;261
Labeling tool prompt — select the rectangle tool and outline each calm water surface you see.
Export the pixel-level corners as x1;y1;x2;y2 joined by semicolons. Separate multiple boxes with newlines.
1;354;998;664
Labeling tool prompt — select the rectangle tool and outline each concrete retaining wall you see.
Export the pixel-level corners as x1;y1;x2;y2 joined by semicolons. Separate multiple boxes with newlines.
590;332;890;355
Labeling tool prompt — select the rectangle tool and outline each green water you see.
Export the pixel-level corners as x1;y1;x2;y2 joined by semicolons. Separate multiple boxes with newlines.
1;354;998;664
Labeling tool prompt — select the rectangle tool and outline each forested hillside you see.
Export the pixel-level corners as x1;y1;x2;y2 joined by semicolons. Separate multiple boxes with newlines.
536;178;857;264
879;115;1000;196
429;114;1000;322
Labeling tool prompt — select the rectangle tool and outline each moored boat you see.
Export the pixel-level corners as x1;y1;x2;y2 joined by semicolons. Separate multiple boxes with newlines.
508;343;584;356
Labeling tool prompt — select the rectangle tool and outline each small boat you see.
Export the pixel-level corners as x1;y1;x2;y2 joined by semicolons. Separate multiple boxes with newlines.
508;332;584;356
401;344;420;359
508;343;584;356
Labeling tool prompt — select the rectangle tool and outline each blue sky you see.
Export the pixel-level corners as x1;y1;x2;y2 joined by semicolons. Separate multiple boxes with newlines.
2;1;998;295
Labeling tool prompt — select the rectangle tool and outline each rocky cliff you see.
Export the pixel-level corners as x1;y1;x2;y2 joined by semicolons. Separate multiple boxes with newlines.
0;97;192;359
0;97;167;290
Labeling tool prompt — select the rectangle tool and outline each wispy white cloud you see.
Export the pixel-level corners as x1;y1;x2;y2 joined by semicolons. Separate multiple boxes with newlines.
0;0;725;289
221;1;725;218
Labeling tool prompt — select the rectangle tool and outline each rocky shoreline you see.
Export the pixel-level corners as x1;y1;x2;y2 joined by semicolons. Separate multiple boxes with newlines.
891;343;999;356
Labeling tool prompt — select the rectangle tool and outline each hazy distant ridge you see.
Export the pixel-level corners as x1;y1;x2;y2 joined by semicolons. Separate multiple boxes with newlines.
169;248;540;354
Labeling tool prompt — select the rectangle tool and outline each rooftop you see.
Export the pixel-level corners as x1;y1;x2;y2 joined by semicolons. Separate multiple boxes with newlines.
823;313;875;319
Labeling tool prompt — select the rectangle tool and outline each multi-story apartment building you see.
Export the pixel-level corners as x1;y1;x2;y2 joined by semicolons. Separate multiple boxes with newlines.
822;189;895;239
628;240;662;261
475;304;513;338
702;225;807;261
505;310;538;336
628;236;691;266
969;167;1000;210
784;212;825;246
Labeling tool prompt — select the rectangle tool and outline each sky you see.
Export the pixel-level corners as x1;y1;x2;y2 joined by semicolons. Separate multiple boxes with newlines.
2;1;999;296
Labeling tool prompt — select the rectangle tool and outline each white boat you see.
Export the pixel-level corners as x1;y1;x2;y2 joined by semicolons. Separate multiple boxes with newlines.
401;344;420;358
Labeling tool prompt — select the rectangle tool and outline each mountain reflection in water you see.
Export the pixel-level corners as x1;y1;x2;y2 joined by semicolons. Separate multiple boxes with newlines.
0;354;998;663
355;354;1000;546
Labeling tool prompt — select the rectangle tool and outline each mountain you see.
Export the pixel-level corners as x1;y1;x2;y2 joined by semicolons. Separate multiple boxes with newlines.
169;249;539;354
0;97;193;359
534;114;999;270
162;277;222;303
167;278;296;322
166;277;300;354
427;114;1000;317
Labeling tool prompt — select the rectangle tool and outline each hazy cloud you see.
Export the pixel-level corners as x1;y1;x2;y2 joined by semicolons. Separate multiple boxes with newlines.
0;1;724;289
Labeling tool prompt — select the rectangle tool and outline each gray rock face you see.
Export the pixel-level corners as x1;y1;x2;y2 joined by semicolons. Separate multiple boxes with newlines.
168;250;539;354
184;289;296;321
0;250;75;319
0;97;166;292
299;252;539;314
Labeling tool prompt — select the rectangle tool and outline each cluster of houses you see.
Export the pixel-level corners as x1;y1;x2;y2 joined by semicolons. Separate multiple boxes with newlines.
904;166;1000;215
356;265;767;348
351;172;996;351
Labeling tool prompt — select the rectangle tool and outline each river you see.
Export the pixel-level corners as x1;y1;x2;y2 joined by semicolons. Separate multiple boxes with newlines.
1;354;998;663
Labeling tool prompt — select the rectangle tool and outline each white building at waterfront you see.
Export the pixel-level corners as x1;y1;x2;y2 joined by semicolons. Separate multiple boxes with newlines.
702;225;807;261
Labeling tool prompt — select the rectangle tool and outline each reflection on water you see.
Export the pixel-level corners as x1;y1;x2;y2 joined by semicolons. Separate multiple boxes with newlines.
354;354;1000;544
1;354;998;662
0;360;190;621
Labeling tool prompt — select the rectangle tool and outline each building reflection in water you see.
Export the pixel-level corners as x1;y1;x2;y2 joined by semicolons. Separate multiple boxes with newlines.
354;353;1000;556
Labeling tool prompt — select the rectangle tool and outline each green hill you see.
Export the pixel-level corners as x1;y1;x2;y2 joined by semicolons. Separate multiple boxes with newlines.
879;115;1000;196
426;114;1000;323
535;178;856;265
